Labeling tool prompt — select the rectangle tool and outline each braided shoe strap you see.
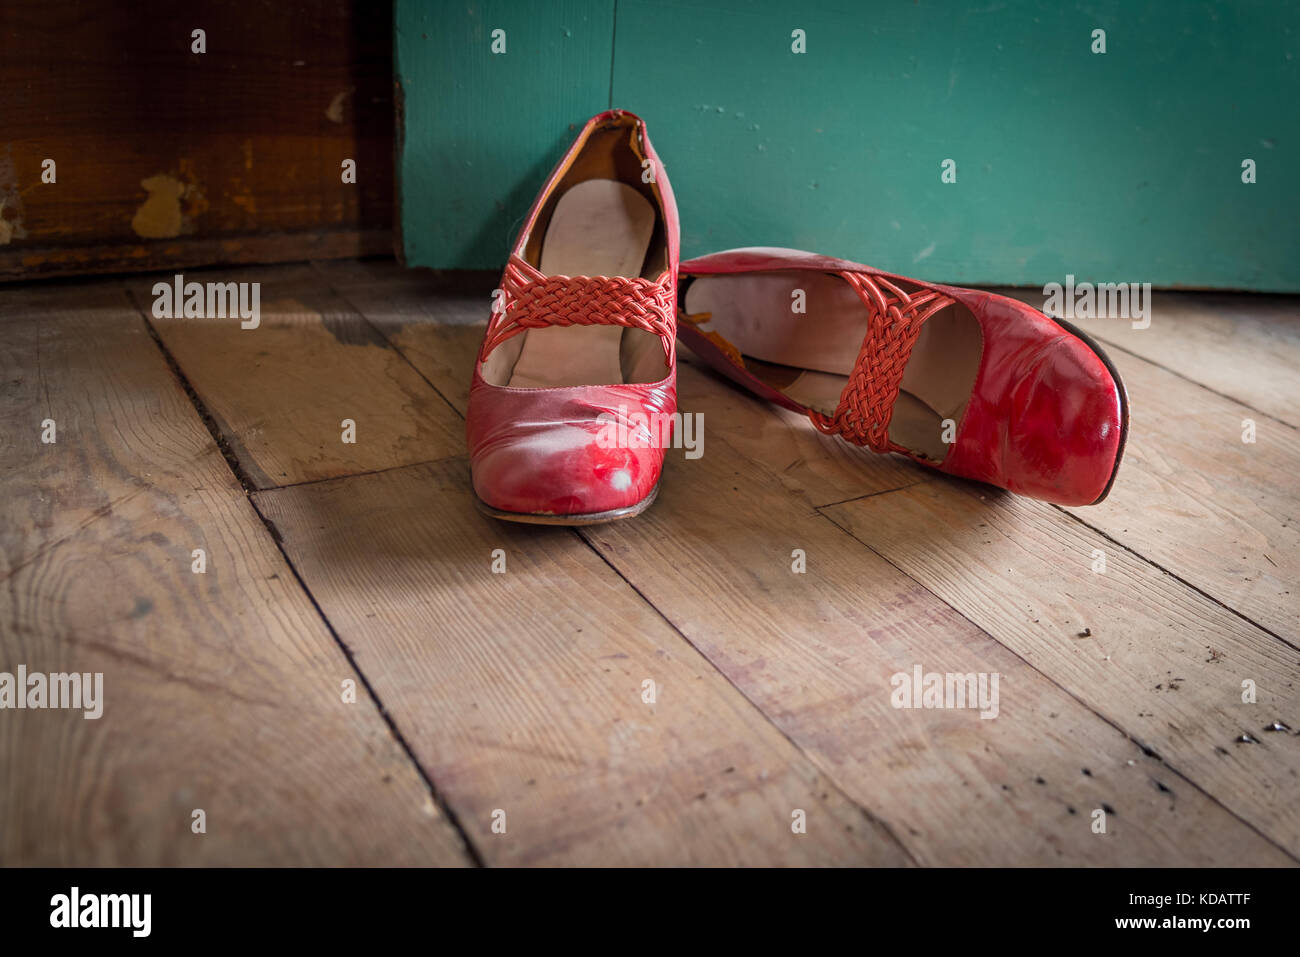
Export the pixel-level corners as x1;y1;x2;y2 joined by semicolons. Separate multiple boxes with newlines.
481;255;675;364
808;272;955;453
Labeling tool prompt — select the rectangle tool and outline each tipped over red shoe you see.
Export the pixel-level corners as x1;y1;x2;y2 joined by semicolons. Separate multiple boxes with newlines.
677;248;1127;506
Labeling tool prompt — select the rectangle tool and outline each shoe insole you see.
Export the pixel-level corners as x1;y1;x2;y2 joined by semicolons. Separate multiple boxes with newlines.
506;179;656;389
685;272;982;461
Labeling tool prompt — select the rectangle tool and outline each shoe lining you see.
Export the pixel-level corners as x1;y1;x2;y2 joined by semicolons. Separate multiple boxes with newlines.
684;271;983;462
504;180;655;388
484;116;671;390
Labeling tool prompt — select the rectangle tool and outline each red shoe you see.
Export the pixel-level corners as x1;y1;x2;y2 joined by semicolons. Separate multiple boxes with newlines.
467;110;679;524
677;248;1126;506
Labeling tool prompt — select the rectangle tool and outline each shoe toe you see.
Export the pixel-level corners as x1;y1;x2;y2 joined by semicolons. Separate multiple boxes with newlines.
468;386;670;518
1000;334;1125;505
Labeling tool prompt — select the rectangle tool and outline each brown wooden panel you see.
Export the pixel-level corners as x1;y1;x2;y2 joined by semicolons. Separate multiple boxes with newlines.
0;282;471;865
2;230;392;282
0;1;392;280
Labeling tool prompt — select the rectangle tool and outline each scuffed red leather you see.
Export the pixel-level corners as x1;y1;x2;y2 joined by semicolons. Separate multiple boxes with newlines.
678;248;1124;506
469;110;679;517
937;290;1122;505
467;369;675;516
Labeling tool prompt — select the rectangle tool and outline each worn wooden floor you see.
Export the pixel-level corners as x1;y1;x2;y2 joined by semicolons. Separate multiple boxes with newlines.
1;260;1296;866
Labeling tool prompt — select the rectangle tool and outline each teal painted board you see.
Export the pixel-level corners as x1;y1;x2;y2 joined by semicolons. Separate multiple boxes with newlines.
398;0;1299;291
395;0;614;269
610;0;1298;291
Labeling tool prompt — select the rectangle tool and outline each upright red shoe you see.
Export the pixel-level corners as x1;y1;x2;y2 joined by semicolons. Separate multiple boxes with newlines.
677;248;1127;506
468;110;679;524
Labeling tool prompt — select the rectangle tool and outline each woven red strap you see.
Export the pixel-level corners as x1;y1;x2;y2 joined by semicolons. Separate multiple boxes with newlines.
808;272;955;453
481;255;675;363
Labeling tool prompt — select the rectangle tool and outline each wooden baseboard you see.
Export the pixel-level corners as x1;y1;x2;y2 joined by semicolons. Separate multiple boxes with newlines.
0;229;394;283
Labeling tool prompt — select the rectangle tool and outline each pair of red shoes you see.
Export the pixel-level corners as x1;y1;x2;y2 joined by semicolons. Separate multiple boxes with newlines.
468;110;1128;524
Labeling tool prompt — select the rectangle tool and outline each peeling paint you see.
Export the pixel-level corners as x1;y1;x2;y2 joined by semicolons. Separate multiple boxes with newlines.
0;147;29;244
230;180;258;217
177;159;209;223
0;202;27;243
132;174;186;238
325;88;354;124
224;167;258;221
132;166;205;239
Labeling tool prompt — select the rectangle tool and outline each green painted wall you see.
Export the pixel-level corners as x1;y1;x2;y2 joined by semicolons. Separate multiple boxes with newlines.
397;1;1299;291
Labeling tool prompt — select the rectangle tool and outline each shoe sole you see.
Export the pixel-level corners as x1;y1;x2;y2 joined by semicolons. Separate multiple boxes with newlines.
1050;317;1130;506
474;483;660;526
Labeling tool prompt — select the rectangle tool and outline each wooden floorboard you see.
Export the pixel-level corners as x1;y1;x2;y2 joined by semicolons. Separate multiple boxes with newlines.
0;282;472;865
143;265;909;864
574;436;1291;865
126;267;464;489
5;261;1295;865
254;460;913;866
316;262;486;418
995;286;1300;639
1062;347;1300;640
823;481;1300;857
